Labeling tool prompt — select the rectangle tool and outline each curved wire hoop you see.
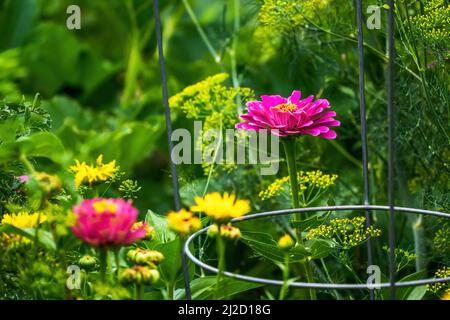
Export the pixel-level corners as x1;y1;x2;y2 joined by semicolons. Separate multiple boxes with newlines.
184;205;450;290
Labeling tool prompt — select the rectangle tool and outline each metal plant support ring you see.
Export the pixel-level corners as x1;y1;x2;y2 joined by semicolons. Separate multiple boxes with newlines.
184;206;450;290
153;0;450;300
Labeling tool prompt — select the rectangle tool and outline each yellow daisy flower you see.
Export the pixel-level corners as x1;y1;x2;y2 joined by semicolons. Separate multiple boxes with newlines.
70;154;117;187
167;209;201;236
190;192;250;222
1;212;47;243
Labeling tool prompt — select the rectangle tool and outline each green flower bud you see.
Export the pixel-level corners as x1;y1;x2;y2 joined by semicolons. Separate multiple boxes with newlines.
119;266;160;286
126;248;164;267
78;255;98;271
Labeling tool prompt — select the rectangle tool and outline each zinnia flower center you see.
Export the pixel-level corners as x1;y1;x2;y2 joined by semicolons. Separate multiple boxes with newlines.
93;201;118;214
274;103;298;112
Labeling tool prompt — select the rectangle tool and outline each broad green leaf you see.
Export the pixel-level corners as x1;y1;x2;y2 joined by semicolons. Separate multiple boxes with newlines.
155;238;182;284
145;210;176;243
306;238;334;259
406;285;426;300
0;224;56;251
174;276;263;300
396;270;427;300
240;231;308;263
16;132;65;163
291;211;331;231
0;0;36;50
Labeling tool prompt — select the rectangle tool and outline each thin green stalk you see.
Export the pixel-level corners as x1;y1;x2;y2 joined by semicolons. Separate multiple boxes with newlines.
122;0;141;108
114;248;121;278
136;284;144;300
182;0;221;63
214;231;227;300
99;248;108;283
167;281;175;300
320;258;341;300
230;0;242;114
279;253;290;300
281;139;316;300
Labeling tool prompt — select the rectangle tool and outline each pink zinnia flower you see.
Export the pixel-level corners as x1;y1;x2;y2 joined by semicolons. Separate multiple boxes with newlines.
235;90;340;138
71;198;147;247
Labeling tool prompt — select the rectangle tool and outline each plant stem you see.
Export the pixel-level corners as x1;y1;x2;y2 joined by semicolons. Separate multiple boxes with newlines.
167;282;175;300
282;139;300;210
281;139;316;300
99;248;108;283
136;284;143;300
214;231;227;299
279;253;290;300
182;0;220;63
114;248;120;278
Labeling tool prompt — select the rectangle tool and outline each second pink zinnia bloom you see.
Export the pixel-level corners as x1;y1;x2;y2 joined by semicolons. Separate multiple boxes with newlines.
71;198;147;247
235;90;340;138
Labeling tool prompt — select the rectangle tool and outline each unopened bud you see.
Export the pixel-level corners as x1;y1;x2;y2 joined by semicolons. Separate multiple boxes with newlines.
78;255;97;271
127;248;164;267
119;266;160;286
278;234;294;250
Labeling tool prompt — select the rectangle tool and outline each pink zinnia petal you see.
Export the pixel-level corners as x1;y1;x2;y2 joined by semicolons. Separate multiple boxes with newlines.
236;90;340;139
71;198;146;247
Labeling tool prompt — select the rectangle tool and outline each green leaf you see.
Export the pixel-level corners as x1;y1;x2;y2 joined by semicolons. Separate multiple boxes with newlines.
240;231;308;263
406;285;427;300
155;238;182;284
291;211;331;231
16;132;65;163
396;270;427;300
0;0;37;50
145;210;176;243
306;238;334;259
0;224;56;251
174;276;263;300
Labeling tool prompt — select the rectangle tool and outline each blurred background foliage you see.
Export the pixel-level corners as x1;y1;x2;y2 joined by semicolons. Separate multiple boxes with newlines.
0;0;448;299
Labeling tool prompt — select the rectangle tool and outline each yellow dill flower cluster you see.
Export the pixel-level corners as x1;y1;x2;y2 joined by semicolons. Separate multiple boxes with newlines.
169;73;229;110
383;246;417;272
169;73;254;125
259;171;338;204
191;192;251;222
427;266;450;293
1;212;47;243
259;176;290;200
169;73;254;176
410;0;450;43
306;216;382;249
70;154;118;188
259;0;329;32
167;209;201;236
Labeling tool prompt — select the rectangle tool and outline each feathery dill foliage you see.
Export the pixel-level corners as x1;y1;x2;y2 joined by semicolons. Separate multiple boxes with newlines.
378;0;450;212
433;224;450;259
0;98;51;214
